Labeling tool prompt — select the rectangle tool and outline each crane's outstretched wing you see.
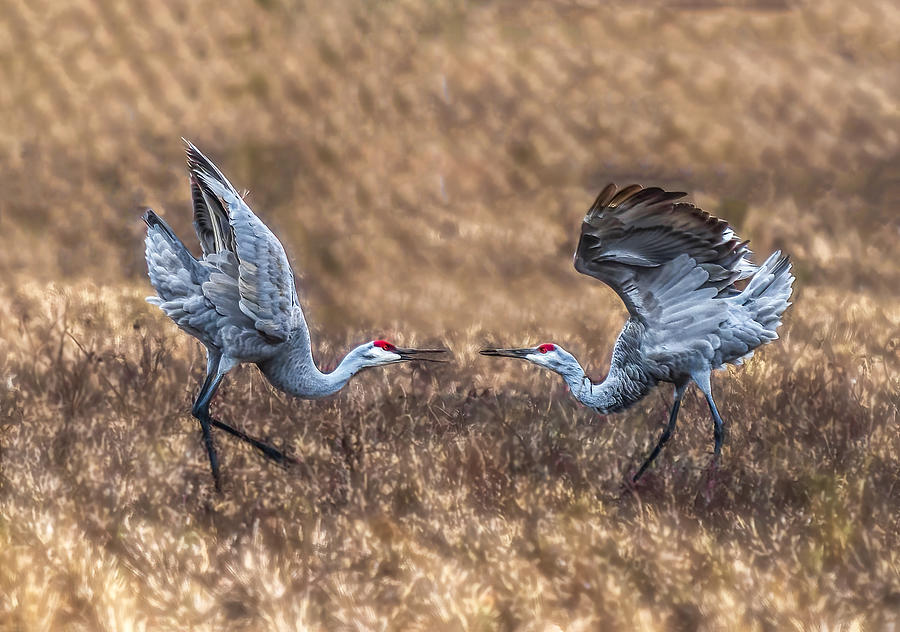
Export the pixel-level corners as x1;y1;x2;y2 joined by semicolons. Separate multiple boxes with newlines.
185;140;299;344
574;184;755;322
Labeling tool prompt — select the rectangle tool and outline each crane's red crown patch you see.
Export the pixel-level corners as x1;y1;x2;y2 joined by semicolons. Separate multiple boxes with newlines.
538;343;556;354
374;340;396;351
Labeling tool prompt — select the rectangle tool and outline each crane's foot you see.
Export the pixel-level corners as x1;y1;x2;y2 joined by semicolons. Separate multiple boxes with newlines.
702;457;721;502
619;472;639;493
256;441;298;467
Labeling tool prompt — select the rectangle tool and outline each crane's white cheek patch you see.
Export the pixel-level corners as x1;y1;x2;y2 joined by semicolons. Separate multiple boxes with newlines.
371;349;401;364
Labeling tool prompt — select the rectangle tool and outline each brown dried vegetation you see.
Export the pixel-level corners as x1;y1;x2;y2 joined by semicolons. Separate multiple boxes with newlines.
1;0;899;629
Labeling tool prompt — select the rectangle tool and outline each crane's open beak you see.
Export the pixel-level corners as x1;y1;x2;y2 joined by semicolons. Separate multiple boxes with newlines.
395;347;451;363
479;347;534;359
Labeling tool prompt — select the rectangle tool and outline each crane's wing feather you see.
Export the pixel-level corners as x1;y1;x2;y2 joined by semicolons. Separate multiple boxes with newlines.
574;184;755;322
713;251;793;367
144;209;252;349
191;169;235;256
185;141;298;344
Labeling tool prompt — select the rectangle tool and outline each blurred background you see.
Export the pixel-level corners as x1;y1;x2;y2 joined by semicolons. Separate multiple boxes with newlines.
1;0;897;332
1;0;898;629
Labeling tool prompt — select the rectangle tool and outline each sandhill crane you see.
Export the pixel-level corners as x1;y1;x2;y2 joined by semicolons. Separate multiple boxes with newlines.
144;140;447;490
482;184;793;481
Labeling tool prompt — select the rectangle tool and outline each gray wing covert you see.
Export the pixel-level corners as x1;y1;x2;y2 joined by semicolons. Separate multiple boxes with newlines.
635;254;732;379
621;252;790;379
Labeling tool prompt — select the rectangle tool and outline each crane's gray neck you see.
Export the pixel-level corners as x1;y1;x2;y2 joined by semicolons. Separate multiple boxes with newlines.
559;362;655;414
558;323;657;414
257;323;364;399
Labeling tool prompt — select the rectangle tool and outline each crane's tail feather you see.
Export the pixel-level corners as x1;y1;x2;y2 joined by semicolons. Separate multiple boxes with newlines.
738;250;794;334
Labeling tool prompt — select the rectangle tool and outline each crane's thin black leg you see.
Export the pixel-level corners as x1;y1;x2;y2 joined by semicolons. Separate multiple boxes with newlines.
633;383;687;482
692;371;726;461
191;354;297;489
706;393;725;460
192;366;224;491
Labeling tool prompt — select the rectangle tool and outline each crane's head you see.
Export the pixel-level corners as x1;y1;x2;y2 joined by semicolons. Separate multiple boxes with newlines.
480;343;579;374
356;339;449;367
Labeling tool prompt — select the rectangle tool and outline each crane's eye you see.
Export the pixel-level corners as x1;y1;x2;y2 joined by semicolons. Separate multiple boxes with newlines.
374;340;396;351
538;343;555;354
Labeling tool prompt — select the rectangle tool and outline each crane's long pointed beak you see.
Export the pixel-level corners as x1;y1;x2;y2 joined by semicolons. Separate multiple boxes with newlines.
479;348;534;359
395;347;451;363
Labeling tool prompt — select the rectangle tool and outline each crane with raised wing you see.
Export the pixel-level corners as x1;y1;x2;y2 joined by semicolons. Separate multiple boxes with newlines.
144;141;447;490
482;184;793;481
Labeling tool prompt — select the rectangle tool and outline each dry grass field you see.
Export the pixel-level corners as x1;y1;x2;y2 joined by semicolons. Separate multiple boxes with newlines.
1;0;899;629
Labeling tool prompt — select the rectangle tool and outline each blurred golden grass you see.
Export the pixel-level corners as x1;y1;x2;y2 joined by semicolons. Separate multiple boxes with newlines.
1;0;899;629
